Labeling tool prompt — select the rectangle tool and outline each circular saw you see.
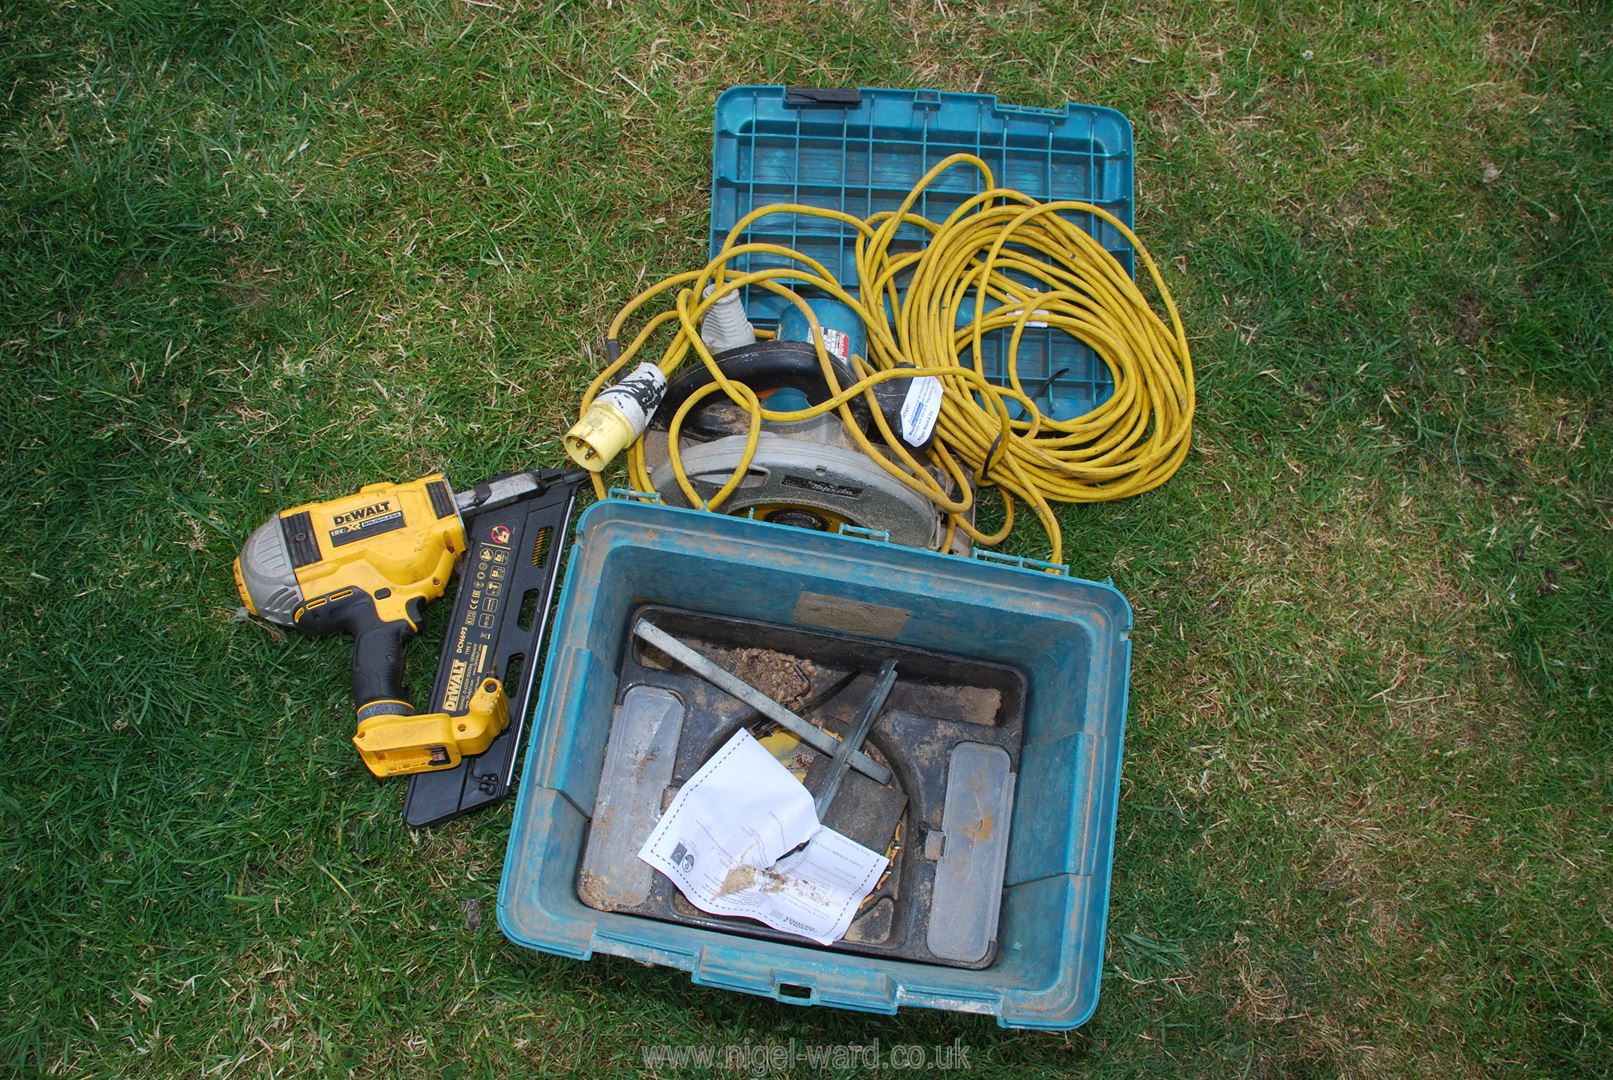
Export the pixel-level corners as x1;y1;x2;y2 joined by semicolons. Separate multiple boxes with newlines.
643;315;964;552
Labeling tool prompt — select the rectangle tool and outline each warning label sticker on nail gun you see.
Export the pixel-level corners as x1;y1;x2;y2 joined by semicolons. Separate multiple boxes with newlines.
899;376;943;446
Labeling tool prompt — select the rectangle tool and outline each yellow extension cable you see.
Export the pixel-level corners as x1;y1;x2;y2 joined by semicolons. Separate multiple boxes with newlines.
573;153;1194;566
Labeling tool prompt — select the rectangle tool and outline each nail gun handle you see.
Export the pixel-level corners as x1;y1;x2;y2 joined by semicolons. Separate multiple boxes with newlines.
351;615;416;716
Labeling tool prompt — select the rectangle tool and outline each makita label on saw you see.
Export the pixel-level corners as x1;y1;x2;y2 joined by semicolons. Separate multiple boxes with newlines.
781;474;864;500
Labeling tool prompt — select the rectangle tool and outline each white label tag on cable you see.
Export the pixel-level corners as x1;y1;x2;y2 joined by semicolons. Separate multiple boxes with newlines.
899;376;943;446
1001;306;1051;328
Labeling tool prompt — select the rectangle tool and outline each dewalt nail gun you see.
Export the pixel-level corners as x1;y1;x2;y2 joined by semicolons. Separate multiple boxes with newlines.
234;469;583;800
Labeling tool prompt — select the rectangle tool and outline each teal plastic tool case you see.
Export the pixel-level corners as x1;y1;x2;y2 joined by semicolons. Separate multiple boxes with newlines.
499;86;1135;1030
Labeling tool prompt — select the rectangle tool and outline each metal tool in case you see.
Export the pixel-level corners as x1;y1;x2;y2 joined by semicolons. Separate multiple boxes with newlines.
631;618;890;783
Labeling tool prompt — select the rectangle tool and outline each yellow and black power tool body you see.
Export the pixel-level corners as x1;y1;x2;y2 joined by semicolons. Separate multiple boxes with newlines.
235;473;512;778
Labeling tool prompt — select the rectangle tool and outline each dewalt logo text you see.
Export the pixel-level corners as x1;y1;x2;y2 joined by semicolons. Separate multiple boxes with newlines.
443;659;469;705
332;502;391;526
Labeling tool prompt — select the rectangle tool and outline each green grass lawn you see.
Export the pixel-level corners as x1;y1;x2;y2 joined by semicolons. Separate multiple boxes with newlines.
3;0;1610;1075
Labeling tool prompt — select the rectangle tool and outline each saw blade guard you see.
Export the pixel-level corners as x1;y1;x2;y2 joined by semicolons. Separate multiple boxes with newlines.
650;415;946;549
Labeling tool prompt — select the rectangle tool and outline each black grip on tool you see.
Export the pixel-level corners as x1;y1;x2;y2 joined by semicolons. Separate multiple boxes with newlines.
350;615;415;708
294;589;420;710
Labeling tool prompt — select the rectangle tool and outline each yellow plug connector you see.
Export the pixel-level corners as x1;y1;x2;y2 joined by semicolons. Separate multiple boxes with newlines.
564;362;668;472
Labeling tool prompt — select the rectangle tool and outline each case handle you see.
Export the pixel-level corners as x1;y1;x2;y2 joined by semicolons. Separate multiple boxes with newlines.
784;86;862;107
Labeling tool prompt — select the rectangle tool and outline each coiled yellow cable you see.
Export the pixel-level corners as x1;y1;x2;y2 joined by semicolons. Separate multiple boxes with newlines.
577;153;1193;565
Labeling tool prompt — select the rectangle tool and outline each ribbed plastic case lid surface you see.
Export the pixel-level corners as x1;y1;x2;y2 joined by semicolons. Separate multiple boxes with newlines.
709;85;1135;422
498;500;1132;1029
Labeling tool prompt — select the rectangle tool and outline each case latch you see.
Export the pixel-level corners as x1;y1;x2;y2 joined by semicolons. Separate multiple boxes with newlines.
971;549;1069;576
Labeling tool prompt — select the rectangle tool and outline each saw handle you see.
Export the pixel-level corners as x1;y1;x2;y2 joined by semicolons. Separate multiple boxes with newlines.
656;341;875;438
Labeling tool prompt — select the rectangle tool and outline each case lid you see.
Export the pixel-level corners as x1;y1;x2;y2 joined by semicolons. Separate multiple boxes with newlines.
709;86;1135;422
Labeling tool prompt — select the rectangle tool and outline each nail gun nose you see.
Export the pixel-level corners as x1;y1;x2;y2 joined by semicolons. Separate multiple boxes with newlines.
234;513;302;626
453;467;592;517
